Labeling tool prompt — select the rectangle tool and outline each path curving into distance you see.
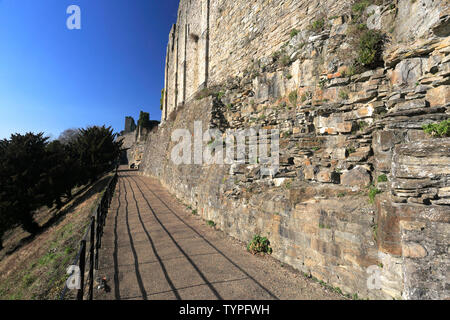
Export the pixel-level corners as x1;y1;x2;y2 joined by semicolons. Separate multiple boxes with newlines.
96;168;344;300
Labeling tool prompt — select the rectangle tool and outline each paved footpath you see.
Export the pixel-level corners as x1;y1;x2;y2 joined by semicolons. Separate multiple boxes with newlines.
95;170;344;300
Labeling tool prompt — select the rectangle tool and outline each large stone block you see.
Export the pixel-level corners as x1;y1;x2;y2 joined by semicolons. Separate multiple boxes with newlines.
402;242;428;258
389;58;427;88
376;195;402;256
341;166;371;188
426;85;450;107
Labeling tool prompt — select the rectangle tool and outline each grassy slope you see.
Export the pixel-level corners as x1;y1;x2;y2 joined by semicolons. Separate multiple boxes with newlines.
0;174;113;300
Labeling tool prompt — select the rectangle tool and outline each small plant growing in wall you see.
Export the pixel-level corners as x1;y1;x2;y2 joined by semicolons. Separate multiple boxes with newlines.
195;87;214;100
247;235;273;255
216;91;225;100
339;89;349;100
290;28;299;38
377;174;388;183
160;89;165;110
288;90;298;107
280;54;291;67
343;65;357;77
352;0;371;17
206;220;216;227
278;101;288;109
368;185;382;204
283;131;292;138
318;78;328;89
346;146;356;155
284;181;292;190
358;121;369;131
309;18;325;32
372;224;378;241
422;119;450;137
301;91;312;102
357;29;383;67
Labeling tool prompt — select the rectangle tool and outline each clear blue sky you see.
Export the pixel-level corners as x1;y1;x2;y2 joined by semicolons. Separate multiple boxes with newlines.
0;0;179;140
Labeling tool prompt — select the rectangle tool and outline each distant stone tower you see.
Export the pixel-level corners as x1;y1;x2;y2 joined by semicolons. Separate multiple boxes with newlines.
124;116;137;133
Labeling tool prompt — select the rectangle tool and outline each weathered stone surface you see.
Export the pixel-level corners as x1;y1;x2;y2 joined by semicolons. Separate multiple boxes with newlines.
389;58;427;88
341;166;371;188
402;242;428;258
141;0;450;301
395;0;448;42
426;85;450;107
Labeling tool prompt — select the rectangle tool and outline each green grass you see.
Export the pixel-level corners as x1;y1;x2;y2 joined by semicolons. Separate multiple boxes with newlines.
377;174;388;183
22;273;37;288
206;220;216;227
307;275;346;296
290;28;299;38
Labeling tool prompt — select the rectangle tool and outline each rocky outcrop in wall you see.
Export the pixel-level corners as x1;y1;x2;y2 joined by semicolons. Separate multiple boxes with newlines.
140;0;449;299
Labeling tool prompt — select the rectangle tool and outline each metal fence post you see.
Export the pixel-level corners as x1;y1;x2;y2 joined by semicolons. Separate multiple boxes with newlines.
88;217;95;300
77;240;86;300
60;171;118;300
95;209;100;270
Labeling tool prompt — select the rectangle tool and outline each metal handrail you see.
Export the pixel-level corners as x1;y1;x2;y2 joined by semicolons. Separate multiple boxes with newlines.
59;167;118;300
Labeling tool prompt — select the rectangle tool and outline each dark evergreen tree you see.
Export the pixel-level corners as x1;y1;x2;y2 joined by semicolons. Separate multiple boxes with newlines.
44;140;79;209
0;139;16;249
0;127;122;247
72;126;122;183
0;133;49;234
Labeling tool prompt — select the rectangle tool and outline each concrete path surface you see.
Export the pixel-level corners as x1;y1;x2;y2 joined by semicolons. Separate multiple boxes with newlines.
95;170;343;300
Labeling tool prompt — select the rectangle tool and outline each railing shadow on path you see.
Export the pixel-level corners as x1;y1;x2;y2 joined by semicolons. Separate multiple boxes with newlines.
129;174;279;300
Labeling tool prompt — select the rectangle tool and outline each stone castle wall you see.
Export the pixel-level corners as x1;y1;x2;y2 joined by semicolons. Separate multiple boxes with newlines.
138;0;450;299
162;0;448;122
